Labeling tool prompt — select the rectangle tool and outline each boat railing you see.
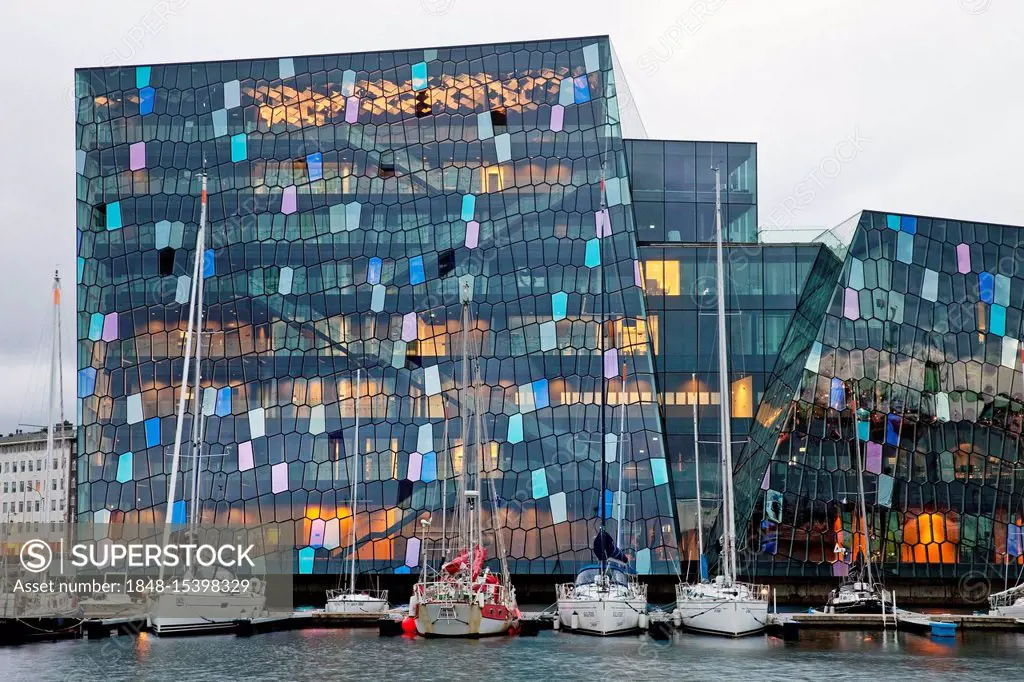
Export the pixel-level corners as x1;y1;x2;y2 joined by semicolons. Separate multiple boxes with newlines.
989;582;1024;609
415;578;513;606
326;588;388;601
557;581;647;600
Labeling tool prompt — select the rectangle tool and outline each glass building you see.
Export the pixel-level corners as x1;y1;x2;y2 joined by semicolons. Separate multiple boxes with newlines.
75;36;1023;580
75;37;679;576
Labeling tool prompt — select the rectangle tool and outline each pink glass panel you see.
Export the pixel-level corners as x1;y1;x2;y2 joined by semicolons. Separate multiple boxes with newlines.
281;185;296;215
866;441;882;474
550;105;564;132
407;452;422;481
843;288;859;320
603;347;619;379
238;441;254;471
634;260;643;287
272;462;288;493
402;312;417;341
956;243;971;274
465;220;479;248
129;142;146;171
309;519;326;547
345;96;360;123
102;312;118;342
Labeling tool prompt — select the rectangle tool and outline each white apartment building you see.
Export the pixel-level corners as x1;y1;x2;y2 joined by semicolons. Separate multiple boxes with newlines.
0;423;75;523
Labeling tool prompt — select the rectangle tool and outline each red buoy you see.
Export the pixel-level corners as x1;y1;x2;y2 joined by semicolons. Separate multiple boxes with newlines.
401;616;417;636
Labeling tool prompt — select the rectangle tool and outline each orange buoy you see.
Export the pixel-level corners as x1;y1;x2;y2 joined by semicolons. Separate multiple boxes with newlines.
401;616;417;636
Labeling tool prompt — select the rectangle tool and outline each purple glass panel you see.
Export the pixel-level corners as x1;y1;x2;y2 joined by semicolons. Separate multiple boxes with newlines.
550;104;564;132
634;260;642;287
761;467;771;490
465;220;479;248
272;462;288;493
345;96;360;123
833;561;849;577
282;185;296;215
843;288;859;320
956;243;971;274
129;141;146;171
603;347;619;379
102;312;118;342
866;441;882;474
405;536;421;567
595;208;611;238
309;519;325;548
402;312;417;341
408;452;422;481
238;441;254;471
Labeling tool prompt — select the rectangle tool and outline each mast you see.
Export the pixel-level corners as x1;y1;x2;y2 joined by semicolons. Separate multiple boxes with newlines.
439;397;450;564
160;169;207;581
598;160;608;579
188;185;209;540
349;369;362;594
615;363;627;549
459;283;472;564
693;372;707;581
850;385;874;584
712;167;737;584
44;270;61;521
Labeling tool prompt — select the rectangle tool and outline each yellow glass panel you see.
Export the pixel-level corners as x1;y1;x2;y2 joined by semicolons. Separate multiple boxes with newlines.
732;375;754;418
641;260;681;296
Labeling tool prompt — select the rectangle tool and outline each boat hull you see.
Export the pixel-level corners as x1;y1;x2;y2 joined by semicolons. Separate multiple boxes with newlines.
324;597;389;615
675;598;767;637
414;602;513;637
556;597;646;636
990;602;1024;618
147;593;267;637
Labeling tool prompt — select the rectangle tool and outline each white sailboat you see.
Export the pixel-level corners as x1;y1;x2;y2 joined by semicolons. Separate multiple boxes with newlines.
325;369;389;615
674;167;769;637
823;387;892;614
409;286;518;637
556;366;647;635
148;170;269;636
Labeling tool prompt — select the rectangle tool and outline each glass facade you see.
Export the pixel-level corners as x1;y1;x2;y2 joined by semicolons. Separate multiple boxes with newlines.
74;37;680;576
735;211;1024;579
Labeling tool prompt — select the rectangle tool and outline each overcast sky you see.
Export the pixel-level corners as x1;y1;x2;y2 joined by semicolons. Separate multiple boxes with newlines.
0;0;1020;433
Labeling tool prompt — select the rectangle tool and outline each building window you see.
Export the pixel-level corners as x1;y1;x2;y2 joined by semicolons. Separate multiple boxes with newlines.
642;260;681;296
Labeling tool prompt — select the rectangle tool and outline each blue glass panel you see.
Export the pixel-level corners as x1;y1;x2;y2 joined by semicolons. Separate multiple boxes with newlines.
507;413;524;443
651;458;668;486
901;216;917;234
298;547;315;574
144;417;161;447
409;256;425;285
532;379;549;409
394;565;412;574
531;468;549;498
77;256;84;283
421;452;437;483
107;201;122;230
573;75;591;103
857;419;869;442
203;248;215;277
135;66;151;89
307;152;323;181
552;291;568;320
216;387;232;416
368;257;382;285
171;499;186;524
88;312;104;340
78;367;96;397
979;272;994;303
116;452;133;483
231;134;247;162
461;194;476;221
584;239;601;268
411;61;428;91
604;489;614;518
139;87;155;115
885;414;900;446
829;378;845;410
991;305;1006;336
886;214;900;231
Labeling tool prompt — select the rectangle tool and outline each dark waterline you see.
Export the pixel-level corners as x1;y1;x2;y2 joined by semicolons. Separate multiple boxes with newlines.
2;628;1022;682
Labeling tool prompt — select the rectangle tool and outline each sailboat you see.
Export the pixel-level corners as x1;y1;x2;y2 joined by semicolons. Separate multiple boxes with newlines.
823;383;892;614
325;369;389;615
674;168;769;637
148;170;269;636
556;365;647;635
408;286;519;637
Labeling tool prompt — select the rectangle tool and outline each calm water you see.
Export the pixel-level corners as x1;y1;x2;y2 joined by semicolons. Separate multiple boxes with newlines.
1;628;1022;681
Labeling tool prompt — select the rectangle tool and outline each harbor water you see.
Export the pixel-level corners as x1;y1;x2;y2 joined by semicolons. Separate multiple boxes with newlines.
1;627;1021;681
